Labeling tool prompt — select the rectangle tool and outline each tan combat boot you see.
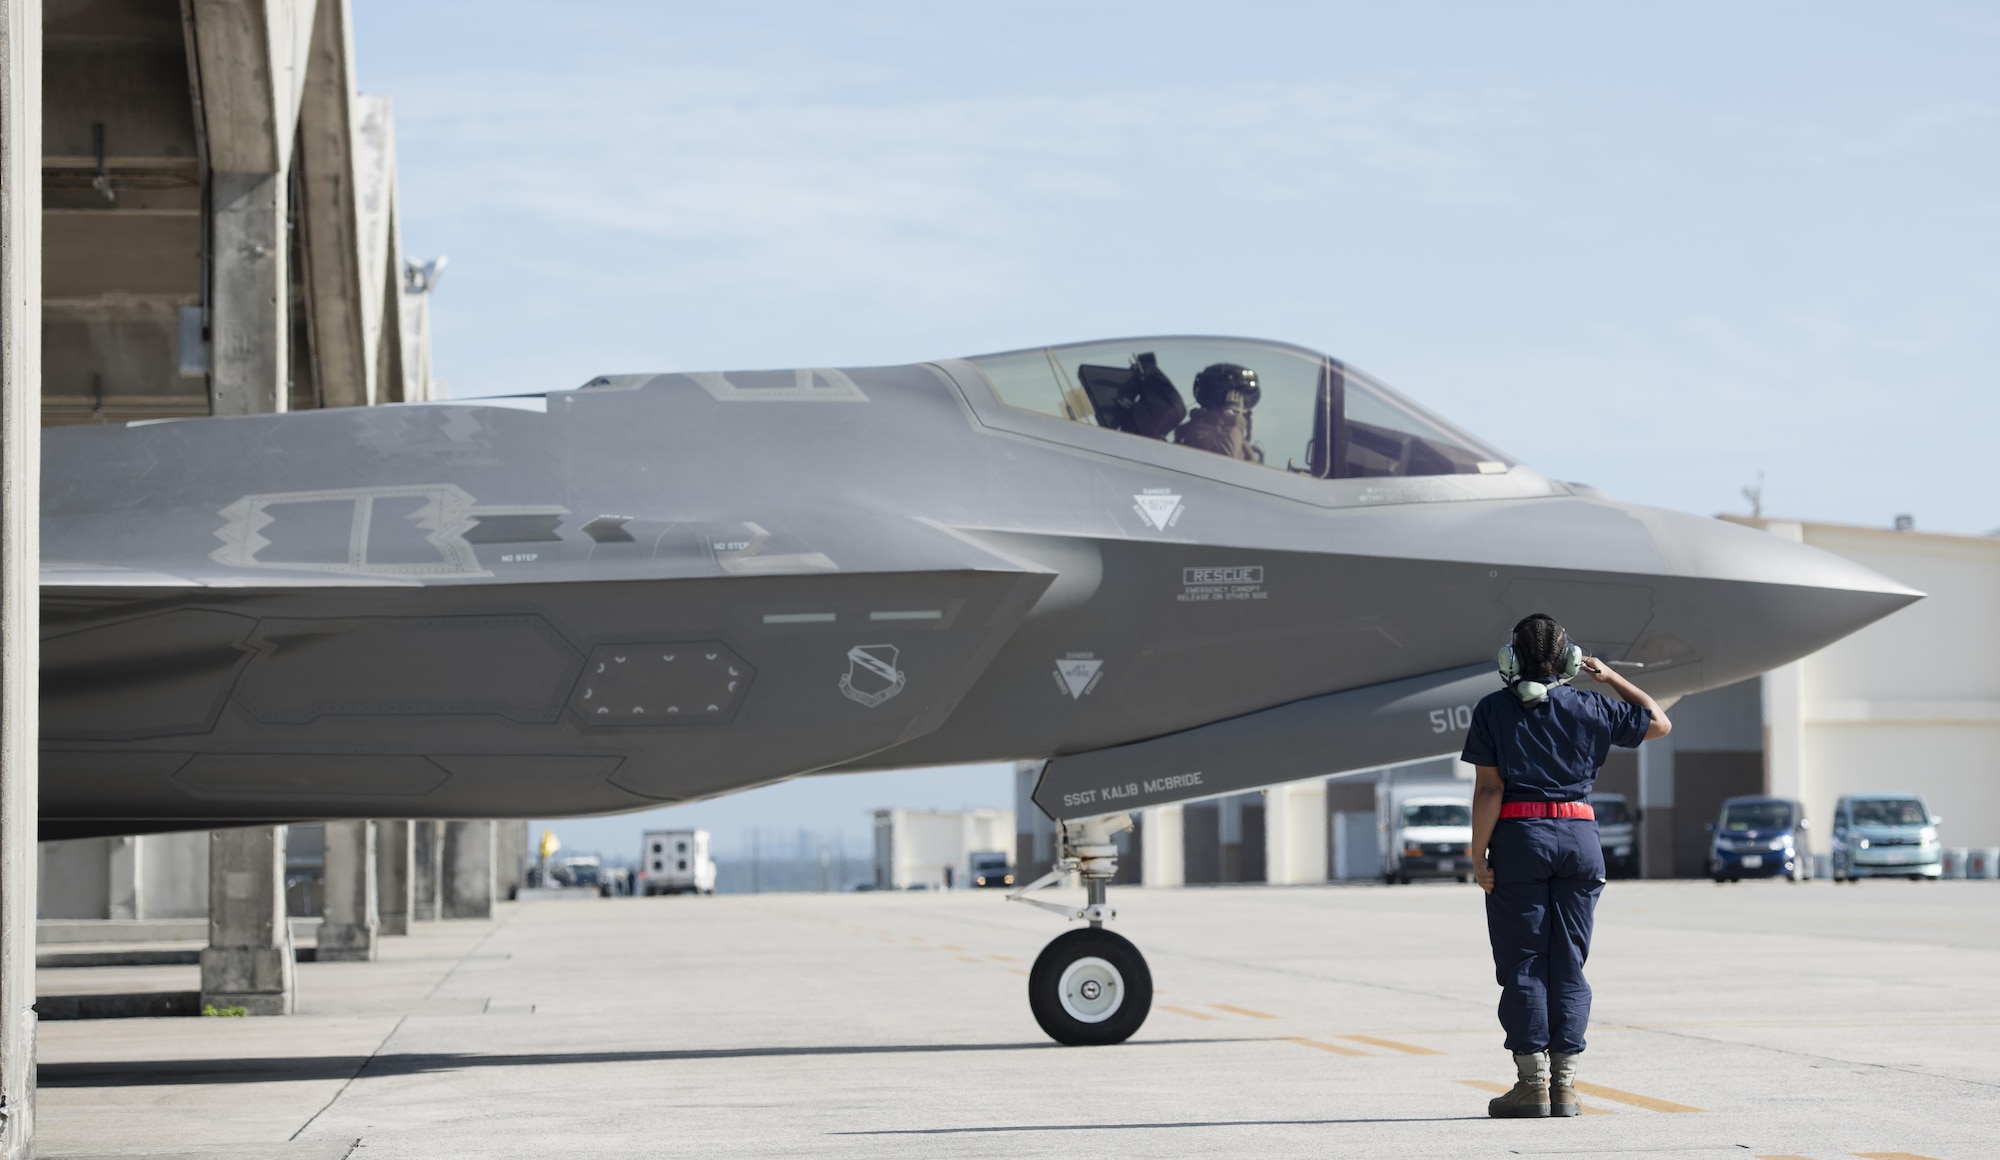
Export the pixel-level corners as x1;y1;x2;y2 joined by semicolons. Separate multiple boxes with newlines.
1487;1051;1551;1118
1549;1052;1579;1117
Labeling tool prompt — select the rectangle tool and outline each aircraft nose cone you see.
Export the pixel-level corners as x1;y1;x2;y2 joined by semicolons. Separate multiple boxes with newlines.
1614;505;1922;691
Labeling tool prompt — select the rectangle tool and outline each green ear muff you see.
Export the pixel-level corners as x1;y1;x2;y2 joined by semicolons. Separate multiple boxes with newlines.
1500;639;1579;703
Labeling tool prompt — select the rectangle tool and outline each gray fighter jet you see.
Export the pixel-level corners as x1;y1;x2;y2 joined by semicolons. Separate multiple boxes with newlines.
42;334;1918;1044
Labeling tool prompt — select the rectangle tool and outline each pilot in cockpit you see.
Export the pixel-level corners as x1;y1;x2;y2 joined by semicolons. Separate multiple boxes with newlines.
1173;363;1265;463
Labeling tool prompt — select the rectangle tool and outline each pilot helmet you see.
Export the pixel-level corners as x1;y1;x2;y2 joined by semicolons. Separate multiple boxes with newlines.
1193;363;1260;410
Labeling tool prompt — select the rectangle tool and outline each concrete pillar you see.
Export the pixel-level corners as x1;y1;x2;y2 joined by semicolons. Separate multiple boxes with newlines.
0;0;42;1149
106;835;138;920
411;819;441;922
37;838;110;919
1264;779;1329;886
201;826;295;1016
441;821;494;919
375;819;413;935
1638;736;1677;879
208;171;288;416
316;820;377;961
136;831;211;919
493;820;529;902
1138;805;1183;887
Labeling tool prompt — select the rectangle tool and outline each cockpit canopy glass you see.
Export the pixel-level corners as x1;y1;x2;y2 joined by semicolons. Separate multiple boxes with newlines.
968;338;1512;480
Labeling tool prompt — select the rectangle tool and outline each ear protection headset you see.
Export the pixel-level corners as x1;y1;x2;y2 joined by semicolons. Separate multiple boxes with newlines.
1497;618;1583;705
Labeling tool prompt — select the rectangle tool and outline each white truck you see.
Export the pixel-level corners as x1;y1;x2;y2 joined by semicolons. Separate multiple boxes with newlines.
1378;780;1474;885
640;829;716;896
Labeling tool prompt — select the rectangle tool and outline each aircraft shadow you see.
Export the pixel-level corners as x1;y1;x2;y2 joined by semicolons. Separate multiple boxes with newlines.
40;1037;1259;1089
837;1117;1490;1135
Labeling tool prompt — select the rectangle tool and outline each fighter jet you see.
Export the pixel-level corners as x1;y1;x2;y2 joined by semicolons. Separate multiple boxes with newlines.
41;334;1918;1044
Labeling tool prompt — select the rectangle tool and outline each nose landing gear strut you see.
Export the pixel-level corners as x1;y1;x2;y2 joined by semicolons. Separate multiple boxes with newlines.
1008;813;1153;1045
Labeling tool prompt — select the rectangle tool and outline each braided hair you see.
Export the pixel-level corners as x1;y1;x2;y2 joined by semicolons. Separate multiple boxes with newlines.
1511;613;1570;679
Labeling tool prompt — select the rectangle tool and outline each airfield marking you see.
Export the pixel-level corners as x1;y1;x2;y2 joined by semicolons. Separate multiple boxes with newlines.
986;954;1018;963
1338;1034;1441;1056
1285;1036;1367;1057
1158;1005;1220;1021
1455;1079;1613;1115
1210;1004;1279;1020
1571;1081;1705;1113
954;955;983;964
1853;1153;1944;1160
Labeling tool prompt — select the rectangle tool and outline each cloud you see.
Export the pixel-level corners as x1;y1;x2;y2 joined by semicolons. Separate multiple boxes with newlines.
388;69;1530;314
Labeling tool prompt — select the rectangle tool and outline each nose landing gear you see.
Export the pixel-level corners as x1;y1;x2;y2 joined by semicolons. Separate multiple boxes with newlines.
1009;814;1153;1046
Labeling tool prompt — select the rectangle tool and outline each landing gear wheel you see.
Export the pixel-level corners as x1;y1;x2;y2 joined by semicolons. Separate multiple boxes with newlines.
1028;927;1153;1046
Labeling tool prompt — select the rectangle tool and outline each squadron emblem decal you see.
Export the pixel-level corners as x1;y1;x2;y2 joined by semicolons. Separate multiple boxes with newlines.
839;644;906;708
1053;654;1104;700
1132;490;1184;531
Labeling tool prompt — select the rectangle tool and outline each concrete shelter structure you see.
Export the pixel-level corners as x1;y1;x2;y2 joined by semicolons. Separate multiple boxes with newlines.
0;0;39;1151
41;0;437;425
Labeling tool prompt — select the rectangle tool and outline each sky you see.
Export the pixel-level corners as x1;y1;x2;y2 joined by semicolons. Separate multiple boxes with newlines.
348;2;2000;857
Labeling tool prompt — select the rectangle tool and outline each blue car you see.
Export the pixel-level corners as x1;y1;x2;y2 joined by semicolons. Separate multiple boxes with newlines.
1707;796;1808;882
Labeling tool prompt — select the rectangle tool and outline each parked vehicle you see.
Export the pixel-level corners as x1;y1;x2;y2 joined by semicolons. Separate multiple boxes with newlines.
552;855;603;889
1380;783;1473;884
968;850;1014;888
1589;793;1639;878
1830;794;1942;882
640;829;716;895
1706;797;1809;882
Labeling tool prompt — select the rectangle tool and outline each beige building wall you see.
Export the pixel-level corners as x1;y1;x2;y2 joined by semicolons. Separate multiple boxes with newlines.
1745;520;2000;848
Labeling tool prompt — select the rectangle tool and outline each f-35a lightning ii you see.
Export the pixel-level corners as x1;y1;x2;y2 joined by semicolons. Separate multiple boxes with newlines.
42;335;1917;1044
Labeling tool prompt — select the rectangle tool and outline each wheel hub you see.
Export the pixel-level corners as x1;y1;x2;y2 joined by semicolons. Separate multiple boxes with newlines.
1057;955;1124;1023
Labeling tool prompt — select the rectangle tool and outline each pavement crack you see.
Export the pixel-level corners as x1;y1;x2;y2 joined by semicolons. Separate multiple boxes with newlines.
289;1015;406;1141
422;912;514;1001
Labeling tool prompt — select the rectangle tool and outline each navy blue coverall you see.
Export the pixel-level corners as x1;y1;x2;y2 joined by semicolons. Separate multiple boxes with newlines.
1462;684;1651;1055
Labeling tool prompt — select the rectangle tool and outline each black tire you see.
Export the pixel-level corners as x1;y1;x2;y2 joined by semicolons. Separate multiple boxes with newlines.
1028;928;1153;1046
1456;874;1470;884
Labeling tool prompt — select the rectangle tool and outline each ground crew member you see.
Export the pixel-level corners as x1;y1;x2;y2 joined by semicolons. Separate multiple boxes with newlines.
1463;613;1670;1118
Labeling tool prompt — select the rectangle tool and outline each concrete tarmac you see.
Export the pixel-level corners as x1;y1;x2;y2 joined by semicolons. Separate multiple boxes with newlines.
36;879;2000;1158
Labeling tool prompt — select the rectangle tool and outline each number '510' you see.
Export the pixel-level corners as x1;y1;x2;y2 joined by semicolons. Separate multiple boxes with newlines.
1429;705;1473;733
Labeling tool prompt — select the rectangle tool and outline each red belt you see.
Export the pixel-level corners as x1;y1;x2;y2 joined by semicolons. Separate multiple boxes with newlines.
1499;801;1595;820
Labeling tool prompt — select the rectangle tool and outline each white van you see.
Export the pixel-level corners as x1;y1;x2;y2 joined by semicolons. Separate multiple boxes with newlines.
640;829;716;896
1380;790;1474;884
